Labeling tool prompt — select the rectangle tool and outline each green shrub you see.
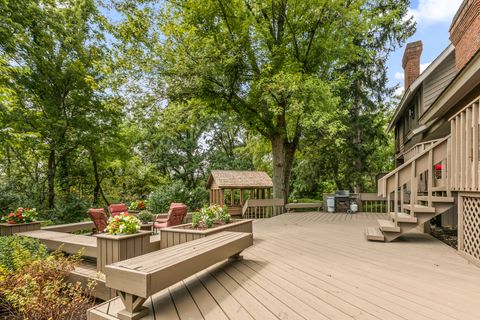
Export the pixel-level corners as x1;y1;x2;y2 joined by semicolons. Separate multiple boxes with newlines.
51;196;90;224
147;181;208;214
0;236;48;272
0;250;95;320
137;210;154;223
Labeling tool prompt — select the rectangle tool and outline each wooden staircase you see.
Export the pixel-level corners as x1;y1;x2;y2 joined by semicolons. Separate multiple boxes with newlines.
366;136;455;242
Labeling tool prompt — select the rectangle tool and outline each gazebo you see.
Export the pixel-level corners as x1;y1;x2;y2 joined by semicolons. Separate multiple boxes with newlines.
206;170;273;216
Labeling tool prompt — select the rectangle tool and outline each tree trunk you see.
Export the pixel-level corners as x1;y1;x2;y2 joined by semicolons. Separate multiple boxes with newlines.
91;153;101;206
47;148;56;209
271;134;296;203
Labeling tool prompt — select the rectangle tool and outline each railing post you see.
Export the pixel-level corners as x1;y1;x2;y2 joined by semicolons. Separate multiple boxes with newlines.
428;150;433;207
473;103;479;191
394;172;399;226
410;160;417;216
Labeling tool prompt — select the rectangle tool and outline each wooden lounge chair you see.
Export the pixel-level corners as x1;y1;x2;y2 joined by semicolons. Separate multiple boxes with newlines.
153;203;187;233
108;203;129;217
87;208;109;233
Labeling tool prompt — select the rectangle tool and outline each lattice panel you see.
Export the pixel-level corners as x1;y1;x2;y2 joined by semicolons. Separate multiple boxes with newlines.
462;197;480;262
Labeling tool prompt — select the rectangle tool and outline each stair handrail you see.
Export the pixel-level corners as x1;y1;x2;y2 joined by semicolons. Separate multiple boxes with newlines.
378;135;450;197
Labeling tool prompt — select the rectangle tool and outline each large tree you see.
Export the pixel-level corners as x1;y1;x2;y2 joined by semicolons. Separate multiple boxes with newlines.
143;0;413;201
0;0;117;209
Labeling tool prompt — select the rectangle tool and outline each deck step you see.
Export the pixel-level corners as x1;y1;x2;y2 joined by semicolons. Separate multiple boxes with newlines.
403;204;435;213
389;212;418;223
416;196;454;203
378;219;401;233
365;227;385;242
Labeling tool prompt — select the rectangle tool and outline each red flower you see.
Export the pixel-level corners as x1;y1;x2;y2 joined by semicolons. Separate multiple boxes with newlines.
8;213;14;218
8;220;13;224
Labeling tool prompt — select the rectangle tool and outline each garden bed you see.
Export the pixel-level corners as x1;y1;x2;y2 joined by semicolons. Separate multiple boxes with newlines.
0;221;41;236
160;219;253;249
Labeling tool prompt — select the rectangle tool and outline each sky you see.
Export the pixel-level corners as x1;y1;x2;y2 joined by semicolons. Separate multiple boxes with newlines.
387;0;464;95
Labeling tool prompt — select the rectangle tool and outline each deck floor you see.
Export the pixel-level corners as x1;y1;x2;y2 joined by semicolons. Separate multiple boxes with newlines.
89;212;480;320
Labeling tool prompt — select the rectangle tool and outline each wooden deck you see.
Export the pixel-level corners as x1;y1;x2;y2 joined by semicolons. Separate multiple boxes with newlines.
89;212;480;320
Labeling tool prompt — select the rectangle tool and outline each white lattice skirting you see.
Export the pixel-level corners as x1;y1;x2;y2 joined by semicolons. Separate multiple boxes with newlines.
462;196;480;263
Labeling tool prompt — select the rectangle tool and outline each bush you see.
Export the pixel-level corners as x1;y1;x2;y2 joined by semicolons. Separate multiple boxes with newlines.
0;250;95;320
137;210;154;223
147;181;208;214
51;196;90;224
0;236;48;272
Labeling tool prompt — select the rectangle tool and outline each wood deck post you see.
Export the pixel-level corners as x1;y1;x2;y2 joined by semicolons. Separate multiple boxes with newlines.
117;291;148;320
466;106;472;190
428;150;433;207
394;173;399;226
473;103;479;191
410;161;417;216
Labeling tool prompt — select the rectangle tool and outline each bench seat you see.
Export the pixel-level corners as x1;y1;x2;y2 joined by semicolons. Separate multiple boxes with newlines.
104;231;253;320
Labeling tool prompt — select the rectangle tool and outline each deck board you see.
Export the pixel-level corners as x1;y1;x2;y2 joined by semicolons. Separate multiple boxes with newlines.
88;212;480;320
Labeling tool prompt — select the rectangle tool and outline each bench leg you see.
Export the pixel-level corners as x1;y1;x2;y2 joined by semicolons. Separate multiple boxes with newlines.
228;251;244;261
117;291;149;320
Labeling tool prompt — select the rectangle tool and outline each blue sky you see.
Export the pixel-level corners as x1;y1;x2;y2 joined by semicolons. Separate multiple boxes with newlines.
387;0;464;94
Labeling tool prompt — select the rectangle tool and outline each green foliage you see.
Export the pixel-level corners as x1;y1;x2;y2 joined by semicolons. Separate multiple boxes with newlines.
0;250;95;320
0;236;48;272
147;181;208;214
192;205;230;229
137;210;154;223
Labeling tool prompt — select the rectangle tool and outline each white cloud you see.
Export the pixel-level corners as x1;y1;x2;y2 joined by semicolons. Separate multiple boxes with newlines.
394;86;405;96
395;72;404;80
420;62;431;73
408;0;463;25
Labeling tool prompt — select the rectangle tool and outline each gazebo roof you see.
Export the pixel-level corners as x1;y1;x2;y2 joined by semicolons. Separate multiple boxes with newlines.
206;170;273;189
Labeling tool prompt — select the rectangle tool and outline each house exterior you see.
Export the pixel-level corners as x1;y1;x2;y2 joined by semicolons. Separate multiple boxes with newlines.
368;0;480;267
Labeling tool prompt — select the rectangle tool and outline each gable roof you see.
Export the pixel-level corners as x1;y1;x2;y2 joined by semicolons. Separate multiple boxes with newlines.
206;170;273;189
387;44;455;132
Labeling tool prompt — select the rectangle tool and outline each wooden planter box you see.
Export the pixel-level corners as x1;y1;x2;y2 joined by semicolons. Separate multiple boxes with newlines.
0;222;41;236
94;231;150;273
160;219;253;249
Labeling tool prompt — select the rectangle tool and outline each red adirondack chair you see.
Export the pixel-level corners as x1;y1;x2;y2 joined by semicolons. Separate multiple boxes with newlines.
108;203;129;217
153;203;188;233
87;208;109;233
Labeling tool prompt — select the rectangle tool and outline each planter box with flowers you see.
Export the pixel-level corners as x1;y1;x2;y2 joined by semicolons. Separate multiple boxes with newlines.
94;213;150;273
0;207;41;236
160;205;253;249
128;200;146;216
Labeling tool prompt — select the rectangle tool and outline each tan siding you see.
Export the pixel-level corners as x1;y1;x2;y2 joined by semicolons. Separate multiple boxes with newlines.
423;52;456;113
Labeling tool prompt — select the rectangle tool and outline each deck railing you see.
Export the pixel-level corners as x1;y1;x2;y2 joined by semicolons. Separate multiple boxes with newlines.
242;199;285;219
377;135;450;224
402;139;440;162
449;97;480;191
322;193;387;213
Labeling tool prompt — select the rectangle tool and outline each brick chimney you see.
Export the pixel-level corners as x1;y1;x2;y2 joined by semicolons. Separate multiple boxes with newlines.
402;41;423;89
450;0;480;70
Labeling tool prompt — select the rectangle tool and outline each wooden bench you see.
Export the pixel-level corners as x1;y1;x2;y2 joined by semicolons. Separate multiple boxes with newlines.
285;202;322;212
104;231;253;320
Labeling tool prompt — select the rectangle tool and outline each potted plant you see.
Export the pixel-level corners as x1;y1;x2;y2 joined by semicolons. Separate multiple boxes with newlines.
137;210;154;224
0;207;41;236
160;205;252;249
128;200;146;215
95;213;150;272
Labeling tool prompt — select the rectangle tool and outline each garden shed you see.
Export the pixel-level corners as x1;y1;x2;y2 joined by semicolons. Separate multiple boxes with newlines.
206;170;273;216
